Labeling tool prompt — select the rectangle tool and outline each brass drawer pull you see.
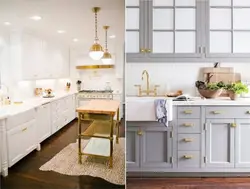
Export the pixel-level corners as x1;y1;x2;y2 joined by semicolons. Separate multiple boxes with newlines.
140;48;145;53
146;49;151;53
212;111;223;114
183;123;193;127
22;128;27;132
137;130;143;135
183;138;193;142
230;123;237;127
183;155;193;159
184;110;192;114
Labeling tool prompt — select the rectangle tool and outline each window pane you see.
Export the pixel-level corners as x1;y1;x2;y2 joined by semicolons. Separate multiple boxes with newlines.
210;32;232;53
126;0;139;6
175;32;196;53
175;0;196;6
233;32;250;53
153;0;173;6
153;32;174;53
126;8;140;30
175;8;196;30
153;9;173;30
210;9;231;29
233;9;250;30
126;32;140;53
210;0;231;6
234;0;250;6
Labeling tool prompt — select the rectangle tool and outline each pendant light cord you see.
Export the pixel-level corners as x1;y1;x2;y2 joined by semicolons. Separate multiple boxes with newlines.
105;28;108;51
95;11;98;41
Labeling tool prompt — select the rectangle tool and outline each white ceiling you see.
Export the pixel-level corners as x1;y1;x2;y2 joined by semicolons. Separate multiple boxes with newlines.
0;0;125;48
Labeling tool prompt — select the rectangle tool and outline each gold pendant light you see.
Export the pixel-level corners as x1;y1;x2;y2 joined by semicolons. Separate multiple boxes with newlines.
102;25;112;64
89;7;104;60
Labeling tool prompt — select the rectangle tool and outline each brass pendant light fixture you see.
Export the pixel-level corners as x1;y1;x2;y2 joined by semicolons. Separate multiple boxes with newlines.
89;7;104;60
102;25;112;64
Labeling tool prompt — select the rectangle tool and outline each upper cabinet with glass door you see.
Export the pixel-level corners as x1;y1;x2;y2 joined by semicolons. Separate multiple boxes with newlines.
205;0;250;60
126;0;203;62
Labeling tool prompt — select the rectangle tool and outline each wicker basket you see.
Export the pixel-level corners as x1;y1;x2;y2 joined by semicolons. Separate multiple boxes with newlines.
198;89;223;98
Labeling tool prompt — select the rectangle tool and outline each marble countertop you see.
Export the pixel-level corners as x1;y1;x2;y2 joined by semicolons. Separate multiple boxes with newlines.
126;96;250;106
0;91;78;120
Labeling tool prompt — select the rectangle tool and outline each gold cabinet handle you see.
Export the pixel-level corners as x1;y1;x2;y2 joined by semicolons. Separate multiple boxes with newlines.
183;138;193;142
146;49;151;53
140;48;145;53
22;128;27;132
230;123;237;127
183;123;193;127
212;111;223;114
183;155;193;159
184;110;192;114
137;130;143;136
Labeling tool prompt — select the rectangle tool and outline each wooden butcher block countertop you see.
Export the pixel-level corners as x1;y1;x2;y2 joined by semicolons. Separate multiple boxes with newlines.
76;99;120;115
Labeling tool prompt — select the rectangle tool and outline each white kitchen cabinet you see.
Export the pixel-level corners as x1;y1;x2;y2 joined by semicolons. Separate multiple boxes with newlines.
36;103;51;143
7;119;37;167
10;31;70;80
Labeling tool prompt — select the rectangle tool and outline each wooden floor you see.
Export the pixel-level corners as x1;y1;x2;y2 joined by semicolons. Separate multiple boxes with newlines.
127;178;250;189
1;119;125;189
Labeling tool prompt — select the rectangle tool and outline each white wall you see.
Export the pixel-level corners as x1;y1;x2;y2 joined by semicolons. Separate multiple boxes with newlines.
126;62;250;96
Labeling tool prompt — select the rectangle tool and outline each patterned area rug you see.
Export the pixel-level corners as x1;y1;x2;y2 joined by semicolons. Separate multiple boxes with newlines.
39;137;125;185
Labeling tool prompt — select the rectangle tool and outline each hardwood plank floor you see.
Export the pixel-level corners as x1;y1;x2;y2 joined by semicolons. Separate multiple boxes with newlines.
1;119;125;189
127;178;250;189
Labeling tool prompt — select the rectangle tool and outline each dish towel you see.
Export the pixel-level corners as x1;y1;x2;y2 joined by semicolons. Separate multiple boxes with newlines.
154;99;173;127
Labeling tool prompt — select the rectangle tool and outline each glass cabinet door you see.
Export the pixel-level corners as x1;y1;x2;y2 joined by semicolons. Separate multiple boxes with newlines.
147;0;202;59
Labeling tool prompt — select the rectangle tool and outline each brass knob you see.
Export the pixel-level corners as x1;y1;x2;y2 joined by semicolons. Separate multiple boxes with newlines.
183;123;193;127
231;123;237;127
246;111;250;114
183;155;193;159
184;110;192;114
183;138;193;142
146;49;151;53
137;130;143;135
22;128;27;132
140;48;145;53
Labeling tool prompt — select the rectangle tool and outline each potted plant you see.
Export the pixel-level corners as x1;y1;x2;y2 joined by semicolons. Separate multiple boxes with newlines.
195;81;225;98
76;80;82;91
225;82;249;100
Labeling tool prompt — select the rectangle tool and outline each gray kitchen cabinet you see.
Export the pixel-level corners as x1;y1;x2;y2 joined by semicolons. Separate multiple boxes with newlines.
126;126;140;168
235;119;250;168
141;126;173;169
126;0;250;63
205;119;235;168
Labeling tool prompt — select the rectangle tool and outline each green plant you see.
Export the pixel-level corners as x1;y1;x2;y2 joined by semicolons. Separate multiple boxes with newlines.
206;82;223;90
225;82;249;94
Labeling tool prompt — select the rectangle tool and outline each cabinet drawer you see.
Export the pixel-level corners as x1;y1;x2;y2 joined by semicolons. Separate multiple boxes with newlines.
178;134;200;151
177;119;201;133
177;151;200;168
6;108;35;130
206;106;250;118
177;107;200;119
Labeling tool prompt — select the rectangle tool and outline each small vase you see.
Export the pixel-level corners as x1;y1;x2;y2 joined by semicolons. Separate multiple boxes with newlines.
228;91;239;100
77;84;81;91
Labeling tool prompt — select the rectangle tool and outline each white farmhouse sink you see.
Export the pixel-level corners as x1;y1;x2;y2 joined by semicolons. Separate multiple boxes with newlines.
126;96;173;121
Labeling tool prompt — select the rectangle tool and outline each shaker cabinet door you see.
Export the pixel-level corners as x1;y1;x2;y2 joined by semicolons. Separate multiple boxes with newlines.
205;119;235;168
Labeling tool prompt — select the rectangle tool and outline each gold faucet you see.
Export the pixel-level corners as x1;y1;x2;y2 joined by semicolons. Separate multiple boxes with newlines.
141;70;150;95
134;70;160;96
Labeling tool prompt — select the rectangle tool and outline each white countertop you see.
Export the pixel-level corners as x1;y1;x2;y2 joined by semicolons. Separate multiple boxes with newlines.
0;91;78;119
126;96;250;106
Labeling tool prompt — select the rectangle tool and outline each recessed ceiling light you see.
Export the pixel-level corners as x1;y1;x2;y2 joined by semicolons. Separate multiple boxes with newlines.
73;38;79;42
109;35;116;39
57;30;66;34
30;16;42;20
4;22;11;26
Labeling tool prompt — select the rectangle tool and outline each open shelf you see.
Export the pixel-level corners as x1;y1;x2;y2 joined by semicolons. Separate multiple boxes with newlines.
82;138;110;157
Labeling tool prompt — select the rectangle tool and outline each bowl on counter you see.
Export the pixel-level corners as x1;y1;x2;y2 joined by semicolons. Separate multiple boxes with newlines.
198;88;223;98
